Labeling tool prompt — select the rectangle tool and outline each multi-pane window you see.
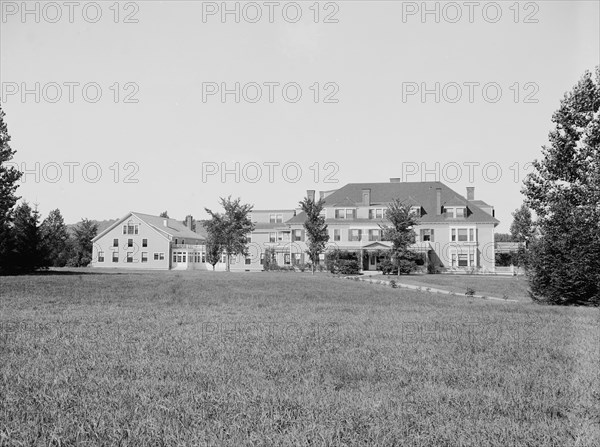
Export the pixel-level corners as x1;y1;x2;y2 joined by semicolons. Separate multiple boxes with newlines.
154;253;165;261
369;209;384;219
142;239;147;247
292;229;303;241
458;254;468;267
349;229;362;242
455;207;466;218
410;206;421;217
245;257;251;265
284;254;291;265
334;229;341;241
335;208;356;219
202;252;206;263
128;239;133;247
182;253;187;262
141;252;148;263
113;239;118;247
269;233;276;243
451;228;476;242
98;251;104;262
368;229;381;242
112;252;119;263
126;224;138;235
293;253;302;265
269;214;283;223
126;252;133;263
420;229;434;242
123;225;127;234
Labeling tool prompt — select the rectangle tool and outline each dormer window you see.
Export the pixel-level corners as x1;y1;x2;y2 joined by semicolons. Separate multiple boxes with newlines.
369;208;385;219
335;208;356;219
269;214;283;223
410;206;421;217
446;207;466;218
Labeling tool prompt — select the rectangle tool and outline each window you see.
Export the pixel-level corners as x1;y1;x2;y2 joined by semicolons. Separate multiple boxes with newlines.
123;225;127;235
451;227;475;242
293;253;302;265
245;257;251;265
270;214;283;223
112;252;119;263
369;208;384;219
182;253;187;262
458;254;468;267
221;253;227;263
141;252;148;263
260;253;265;265
292;229;303;241
128;239;133;247
126;252;133;263
455;207;466;218
410;206;421;217
173;253;177;262
420;229;434;242
202;252;206;263
335;208;356;219
247;235;252;243
346;209;355;219
349;229;362;242
98;251;104;262
182;240;185;245
142;239;147;247
284;254;291;265
127;224;135;235
154;253;165;261
176;253;182;262
334;229;341;241
269;232;276;243
368;229;381;242
113;239;118;247
335;209;345;219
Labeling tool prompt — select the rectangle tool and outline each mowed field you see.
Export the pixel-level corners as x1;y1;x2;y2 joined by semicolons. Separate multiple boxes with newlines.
0;271;598;446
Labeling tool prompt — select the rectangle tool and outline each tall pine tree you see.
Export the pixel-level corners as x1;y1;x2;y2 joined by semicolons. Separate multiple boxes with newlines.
12;202;46;273
0;106;22;274
523;68;600;305
41;209;70;267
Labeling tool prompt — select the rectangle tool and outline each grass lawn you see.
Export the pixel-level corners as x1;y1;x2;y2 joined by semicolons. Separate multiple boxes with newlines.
386;273;531;302
1;270;598;445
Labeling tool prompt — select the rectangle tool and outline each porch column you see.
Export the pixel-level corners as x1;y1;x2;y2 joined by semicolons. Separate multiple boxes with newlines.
360;248;364;272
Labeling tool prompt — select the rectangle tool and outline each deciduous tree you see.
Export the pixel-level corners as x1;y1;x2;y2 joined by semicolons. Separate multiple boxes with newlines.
299;195;329;275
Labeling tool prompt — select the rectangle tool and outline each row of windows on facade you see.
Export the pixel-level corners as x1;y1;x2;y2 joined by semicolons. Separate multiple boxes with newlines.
97;252;165;263
265;228;475;244
332;206;467;220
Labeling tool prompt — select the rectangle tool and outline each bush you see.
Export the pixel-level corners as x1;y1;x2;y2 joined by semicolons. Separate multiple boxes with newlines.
325;249;359;274
465;287;476;296
427;263;438;274
378;259;396;275
338;260;360;275
389;279;398;288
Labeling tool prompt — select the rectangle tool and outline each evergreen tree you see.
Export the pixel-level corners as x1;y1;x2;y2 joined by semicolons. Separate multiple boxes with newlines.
522;68;600;305
67;219;98;267
299;195;329;275
12;202;45;273
41;209;70;267
159;211;169;218
0;106;22;274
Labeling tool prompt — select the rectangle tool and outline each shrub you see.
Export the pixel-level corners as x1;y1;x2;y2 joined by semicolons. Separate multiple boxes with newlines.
465;287;476;296
338;260;360;275
389;280;397;288
325;249;359;274
427;263;437;274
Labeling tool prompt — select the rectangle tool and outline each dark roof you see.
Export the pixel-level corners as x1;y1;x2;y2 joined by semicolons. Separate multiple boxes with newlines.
286;182;498;225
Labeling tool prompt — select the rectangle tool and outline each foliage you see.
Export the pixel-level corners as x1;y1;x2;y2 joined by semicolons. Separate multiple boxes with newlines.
159;211;169;218
0;107;23;274
510;204;535;246
205;234;222;271
11;202;47;273
389;279;397;288
522;68;600;305
494;233;514;242
40;209;70;267
262;247;278;271
465;287;476;296
325;249;359;274
299;195;329;275
204;196;254;272
66;219;98;267
380;199;419;276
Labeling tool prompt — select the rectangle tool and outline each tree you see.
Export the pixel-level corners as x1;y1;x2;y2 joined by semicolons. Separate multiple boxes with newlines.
380;199;420;276
159;211;169;218
510;204;535;247
40;208;70;267
12;202;46;273
204;196;254;272
299;195;329;275
494;233;514;242
67;219;98;267
0;106;22;274
205;234;222;271
522;68;600;305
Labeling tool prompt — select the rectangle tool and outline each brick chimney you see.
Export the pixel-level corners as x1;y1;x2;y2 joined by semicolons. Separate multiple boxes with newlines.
436;187;442;215
466;187;475;201
185;215;194;231
390;178;401;183
307;190;315;202
361;188;371;206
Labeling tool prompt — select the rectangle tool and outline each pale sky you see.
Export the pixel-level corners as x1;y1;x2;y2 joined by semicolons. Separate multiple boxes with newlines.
1;0;598;231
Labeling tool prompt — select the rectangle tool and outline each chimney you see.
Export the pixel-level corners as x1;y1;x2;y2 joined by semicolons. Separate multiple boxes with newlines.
466;187;475;201
436;188;442;216
307;190;315;202
185;215;193;229
390;178;401;183
163;218;168;227
362;188;371;206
